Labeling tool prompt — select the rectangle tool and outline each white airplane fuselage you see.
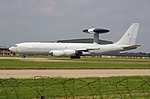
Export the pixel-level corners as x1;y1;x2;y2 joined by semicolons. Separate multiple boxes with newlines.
9;23;141;58
9;42;131;55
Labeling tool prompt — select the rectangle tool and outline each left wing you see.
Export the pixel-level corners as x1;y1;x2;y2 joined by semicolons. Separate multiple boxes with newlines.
76;47;100;51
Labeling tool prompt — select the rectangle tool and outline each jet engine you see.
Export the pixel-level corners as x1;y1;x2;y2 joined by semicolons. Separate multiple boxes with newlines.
50;49;76;57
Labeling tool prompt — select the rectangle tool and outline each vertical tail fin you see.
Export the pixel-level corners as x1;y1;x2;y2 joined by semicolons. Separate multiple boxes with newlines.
115;23;140;45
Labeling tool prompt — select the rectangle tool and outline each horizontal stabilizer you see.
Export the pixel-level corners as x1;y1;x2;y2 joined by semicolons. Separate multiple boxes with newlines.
123;44;141;50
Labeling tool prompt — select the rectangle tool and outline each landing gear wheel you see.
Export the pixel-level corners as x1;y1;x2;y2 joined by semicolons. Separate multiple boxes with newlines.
70;56;81;59
22;55;26;58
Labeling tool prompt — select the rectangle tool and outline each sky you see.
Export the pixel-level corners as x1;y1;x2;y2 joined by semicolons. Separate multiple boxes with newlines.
0;0;150;53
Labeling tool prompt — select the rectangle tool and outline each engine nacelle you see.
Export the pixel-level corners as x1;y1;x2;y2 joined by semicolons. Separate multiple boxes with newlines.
64;49;76;56
50;50;64;57
83;28;109;34
50;49;76;57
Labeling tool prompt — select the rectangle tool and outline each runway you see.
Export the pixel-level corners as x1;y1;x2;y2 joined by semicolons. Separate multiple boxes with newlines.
0;57;150;78
0;69;150;78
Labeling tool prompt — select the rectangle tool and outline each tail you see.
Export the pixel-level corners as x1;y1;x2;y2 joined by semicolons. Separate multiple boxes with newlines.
115;23;140;45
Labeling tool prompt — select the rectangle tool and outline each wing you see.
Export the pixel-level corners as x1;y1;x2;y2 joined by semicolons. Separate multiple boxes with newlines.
76;47;100;51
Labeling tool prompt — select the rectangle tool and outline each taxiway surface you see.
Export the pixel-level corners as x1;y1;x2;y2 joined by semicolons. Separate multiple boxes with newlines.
0;69;150;78
0;57;150;78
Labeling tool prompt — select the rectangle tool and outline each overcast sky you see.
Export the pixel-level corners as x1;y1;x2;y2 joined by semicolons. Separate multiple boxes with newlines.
0;0;150;52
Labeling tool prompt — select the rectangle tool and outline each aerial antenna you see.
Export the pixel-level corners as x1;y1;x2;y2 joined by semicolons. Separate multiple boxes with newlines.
83;28;110;44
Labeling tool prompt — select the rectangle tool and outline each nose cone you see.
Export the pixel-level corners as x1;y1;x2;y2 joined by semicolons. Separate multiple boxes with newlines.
9;47;12;51
9;47;16;52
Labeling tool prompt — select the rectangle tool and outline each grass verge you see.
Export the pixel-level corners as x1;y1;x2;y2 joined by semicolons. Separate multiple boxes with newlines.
0;57;150;69
0;76;150;99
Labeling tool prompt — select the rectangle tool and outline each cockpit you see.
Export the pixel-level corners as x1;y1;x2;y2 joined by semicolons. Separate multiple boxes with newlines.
9;44;18;52
14;45;17;47
11;44;18;47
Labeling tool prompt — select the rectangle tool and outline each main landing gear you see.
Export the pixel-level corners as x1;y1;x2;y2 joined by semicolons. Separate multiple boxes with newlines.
22;55;26;58
70;56;81;59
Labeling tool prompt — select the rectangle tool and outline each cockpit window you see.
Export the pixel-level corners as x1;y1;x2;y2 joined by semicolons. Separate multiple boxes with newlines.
14;45;17;47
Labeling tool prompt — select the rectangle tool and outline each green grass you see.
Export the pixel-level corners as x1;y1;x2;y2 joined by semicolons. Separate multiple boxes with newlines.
0;57;150;98
0;76;150;99
0;57;150;69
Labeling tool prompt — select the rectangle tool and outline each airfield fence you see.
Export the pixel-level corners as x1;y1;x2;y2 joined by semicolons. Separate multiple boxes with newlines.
0;76;150;99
